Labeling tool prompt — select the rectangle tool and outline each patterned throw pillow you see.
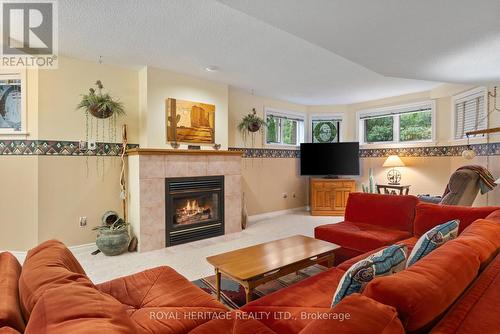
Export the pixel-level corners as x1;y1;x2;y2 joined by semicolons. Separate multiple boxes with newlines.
331;244;408;306
406;219;459;268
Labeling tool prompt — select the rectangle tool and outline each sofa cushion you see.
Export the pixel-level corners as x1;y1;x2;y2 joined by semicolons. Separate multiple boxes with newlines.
332;245;407;306
430;254;500;334
485;209;500;222
344;193;418;232
241;268;345;333
363;241;480;333
414;203;499;237
452;219;500;268
97;266;228;333
18;240;93;320
337;237;417;272
407;220;459;267
188;312;276;334
315;221;412;254
301;294;405;334
24;283;136;334
0;253;25;333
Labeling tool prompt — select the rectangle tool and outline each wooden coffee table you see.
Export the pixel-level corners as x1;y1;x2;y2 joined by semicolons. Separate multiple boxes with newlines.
206;235;339;303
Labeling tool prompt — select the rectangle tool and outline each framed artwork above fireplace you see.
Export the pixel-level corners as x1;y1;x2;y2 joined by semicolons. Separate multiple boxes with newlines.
166;98;216;144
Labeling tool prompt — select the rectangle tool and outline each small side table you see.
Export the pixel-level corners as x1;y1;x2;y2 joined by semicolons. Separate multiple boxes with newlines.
377;184;411;195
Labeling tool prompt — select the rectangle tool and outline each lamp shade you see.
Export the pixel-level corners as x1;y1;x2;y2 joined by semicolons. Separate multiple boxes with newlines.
496;178;500;185
383;155;405;168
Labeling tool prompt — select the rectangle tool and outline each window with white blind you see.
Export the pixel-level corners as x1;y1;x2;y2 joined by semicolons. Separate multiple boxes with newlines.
265;108;305;146
452;87;487;139
358;101;436;145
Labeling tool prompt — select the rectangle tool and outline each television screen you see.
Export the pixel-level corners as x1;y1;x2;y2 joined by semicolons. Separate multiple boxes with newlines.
300;142;360;176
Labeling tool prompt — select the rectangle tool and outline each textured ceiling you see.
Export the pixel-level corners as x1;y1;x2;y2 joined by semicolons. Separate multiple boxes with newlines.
59;0;448;105
218;0;500;84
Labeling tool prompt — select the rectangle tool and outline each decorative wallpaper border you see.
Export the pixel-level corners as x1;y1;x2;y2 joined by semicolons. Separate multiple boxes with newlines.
229;147;300;158
1;141;499;157
230;142;500;159
359;142;500;158
0;140;139;156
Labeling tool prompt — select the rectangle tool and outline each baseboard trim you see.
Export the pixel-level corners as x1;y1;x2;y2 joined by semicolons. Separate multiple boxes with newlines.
2;242;97;262
248;206;308;223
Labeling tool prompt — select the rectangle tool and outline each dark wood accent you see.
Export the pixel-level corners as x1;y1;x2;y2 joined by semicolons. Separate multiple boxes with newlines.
466;126;500;136
206;235;338;303
127;148;242;156
309;178;356;216
376;184;411;195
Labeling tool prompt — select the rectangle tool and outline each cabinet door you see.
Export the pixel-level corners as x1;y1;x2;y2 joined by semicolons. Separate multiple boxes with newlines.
333;188;351;210
312;183;335;211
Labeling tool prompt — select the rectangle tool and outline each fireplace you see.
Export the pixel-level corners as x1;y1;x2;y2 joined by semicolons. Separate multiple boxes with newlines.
165;176;224;246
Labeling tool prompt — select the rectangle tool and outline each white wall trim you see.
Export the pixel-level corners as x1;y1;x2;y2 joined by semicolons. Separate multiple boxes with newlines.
248;206;308;223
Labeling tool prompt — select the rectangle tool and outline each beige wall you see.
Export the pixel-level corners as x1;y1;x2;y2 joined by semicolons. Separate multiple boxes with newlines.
141;67;229;149
1;56;139;251
242;158;307;216
0;157;38;250
228;88;309;215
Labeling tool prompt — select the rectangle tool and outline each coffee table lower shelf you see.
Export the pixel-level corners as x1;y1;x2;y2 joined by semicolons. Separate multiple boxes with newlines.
213;252;335;304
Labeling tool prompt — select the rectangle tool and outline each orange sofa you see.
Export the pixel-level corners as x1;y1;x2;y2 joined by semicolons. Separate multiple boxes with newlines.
241;196;500;334
1;195;499;333
0;240;404;334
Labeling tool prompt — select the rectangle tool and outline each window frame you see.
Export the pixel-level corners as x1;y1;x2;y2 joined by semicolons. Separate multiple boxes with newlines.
356;100;436;148
0;69;27;136
451;87;488;144
264;107;306;148
309;113;345;143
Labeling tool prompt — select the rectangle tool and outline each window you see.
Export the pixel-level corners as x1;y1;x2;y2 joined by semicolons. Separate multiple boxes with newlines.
265;109;305;146
358;101;435;145
0;71;26;135
452;87;487;139
311;116;342;143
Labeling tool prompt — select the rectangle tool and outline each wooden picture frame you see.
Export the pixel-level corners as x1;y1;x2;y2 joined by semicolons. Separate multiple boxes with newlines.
166;98;215;144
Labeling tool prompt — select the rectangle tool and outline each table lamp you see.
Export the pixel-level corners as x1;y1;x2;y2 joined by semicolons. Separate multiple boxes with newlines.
496;178;500;185
383;155;405;185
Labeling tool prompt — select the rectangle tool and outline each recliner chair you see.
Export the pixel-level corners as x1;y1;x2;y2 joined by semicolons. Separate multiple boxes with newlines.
418;169;480;206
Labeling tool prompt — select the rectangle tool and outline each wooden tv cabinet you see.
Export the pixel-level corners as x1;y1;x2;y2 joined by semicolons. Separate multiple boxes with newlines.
309;178;356;216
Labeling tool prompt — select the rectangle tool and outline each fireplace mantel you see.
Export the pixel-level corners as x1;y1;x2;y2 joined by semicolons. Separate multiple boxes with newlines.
127;148;242;156
127;149;242;252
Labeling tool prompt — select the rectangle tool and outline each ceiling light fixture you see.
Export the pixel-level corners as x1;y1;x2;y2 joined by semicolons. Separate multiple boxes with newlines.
205;66;219;72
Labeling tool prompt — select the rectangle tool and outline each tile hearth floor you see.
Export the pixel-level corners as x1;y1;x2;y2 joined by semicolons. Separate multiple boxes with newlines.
75;210;342;284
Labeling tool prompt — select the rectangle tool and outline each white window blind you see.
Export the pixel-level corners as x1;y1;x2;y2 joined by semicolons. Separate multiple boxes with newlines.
453;88;487;139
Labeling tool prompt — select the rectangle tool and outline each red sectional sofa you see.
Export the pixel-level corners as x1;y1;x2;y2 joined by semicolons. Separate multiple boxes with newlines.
1;193;499;334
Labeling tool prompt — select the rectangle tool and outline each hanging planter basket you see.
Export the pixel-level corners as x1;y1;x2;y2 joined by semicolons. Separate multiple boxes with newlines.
89;105;114;119
77;80;125;119
238;108;267;142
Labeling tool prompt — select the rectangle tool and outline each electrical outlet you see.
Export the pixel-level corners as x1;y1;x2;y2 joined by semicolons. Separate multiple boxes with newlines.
282;193;288;199
88;140;97;151
79;140;87;150
79;217;87;228
292;192;296;198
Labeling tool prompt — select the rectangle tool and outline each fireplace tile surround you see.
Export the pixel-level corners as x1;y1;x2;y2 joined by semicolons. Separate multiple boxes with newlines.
127;149;242;252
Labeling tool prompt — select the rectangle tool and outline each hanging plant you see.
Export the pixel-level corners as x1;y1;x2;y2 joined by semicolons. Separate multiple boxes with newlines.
237;108;267;143
77;80;126;178
77;80;125;119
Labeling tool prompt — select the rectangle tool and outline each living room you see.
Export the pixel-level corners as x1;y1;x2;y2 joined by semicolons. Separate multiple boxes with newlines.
1;1;499;333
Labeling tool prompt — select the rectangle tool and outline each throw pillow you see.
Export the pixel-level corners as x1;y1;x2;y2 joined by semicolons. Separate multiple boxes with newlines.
331;244;407;306
406;219;459;268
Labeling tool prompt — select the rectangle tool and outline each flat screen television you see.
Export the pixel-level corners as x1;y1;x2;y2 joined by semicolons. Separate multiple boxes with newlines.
300;142;360;176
